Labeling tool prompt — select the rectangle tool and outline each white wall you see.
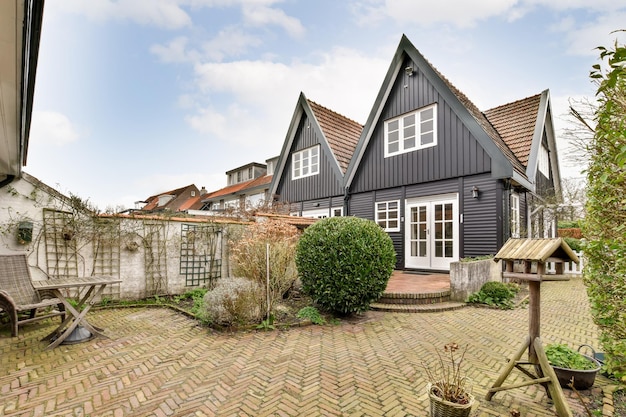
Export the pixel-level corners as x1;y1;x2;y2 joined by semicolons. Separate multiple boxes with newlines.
0;175;242;300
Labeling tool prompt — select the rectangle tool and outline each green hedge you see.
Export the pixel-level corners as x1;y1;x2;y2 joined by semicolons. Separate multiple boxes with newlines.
295;217;396;315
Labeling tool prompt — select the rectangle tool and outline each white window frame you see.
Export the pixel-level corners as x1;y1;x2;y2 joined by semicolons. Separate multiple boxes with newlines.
375;200;400;232
331;207;343;217
292;145;320;180
538;145;550;178
384;104;437;157
510;192;520;238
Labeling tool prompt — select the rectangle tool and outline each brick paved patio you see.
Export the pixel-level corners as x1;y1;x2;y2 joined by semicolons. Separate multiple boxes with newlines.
0;277;617;416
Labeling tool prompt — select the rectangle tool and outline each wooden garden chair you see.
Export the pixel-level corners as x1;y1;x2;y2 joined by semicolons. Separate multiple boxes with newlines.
0;254;65;337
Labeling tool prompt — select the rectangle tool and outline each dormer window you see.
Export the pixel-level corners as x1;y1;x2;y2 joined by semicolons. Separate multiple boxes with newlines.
292;145;319;180
384;104;437;157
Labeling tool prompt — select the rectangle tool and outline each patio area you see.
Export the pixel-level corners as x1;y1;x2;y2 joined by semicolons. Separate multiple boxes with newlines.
0;277;617;416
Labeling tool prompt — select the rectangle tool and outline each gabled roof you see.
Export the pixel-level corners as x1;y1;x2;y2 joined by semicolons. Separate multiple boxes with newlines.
345;34;535;191
269;93;362;196
494;238;579;264
202;174;272;202
141;184;199;211
484;93;542;167
307;100;362;173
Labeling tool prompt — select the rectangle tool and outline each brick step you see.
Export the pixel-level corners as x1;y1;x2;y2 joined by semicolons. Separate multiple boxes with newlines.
370;301;466;313
377;290;451;305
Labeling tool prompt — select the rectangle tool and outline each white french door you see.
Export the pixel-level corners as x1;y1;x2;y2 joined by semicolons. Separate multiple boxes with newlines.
405;194;459;270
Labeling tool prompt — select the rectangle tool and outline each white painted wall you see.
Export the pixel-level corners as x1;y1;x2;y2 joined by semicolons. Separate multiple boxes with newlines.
0;174;242;300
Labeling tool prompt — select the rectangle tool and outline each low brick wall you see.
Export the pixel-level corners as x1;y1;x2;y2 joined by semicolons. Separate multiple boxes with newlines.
449;258;501;301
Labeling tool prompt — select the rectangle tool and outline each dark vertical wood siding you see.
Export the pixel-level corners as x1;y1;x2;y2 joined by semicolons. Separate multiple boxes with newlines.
276;114;344;203
351;56;492;194
462;174;500;257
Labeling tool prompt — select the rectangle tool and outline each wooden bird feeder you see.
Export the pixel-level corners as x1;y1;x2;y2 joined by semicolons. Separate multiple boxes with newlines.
486;238;580;417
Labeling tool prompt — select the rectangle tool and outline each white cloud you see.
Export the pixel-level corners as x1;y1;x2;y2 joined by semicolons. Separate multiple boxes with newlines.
556;12;626;56
30;111;81;146
355;0;518;28
150;36;198;63
202;27;264;61
241;3;305;37
185;46;389;153
52;0;192;29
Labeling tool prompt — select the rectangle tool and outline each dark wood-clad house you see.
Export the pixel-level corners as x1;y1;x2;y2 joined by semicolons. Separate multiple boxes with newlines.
270;35;562;271
271;93;362;218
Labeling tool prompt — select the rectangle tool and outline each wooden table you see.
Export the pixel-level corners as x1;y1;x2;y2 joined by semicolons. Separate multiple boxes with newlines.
32;276;121;350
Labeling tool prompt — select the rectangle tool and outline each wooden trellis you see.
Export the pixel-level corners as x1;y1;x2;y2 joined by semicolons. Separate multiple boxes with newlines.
143;220;168;296
43;209;78;278
92;217;121;301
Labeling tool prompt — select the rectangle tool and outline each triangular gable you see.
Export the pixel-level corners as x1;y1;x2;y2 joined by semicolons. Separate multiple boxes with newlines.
269;92;361;197
345;34;531;190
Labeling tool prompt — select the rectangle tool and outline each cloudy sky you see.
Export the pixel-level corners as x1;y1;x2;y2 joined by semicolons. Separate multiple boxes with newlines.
27;0;626;211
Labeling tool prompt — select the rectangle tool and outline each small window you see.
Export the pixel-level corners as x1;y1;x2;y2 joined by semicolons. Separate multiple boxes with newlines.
510;193;520;238
292;145;320;180
237;171;242;183
248;167;253;179
538;145;550;178
191;191;196;197
375;200;400;232
384;104;437;157
332;207;343;217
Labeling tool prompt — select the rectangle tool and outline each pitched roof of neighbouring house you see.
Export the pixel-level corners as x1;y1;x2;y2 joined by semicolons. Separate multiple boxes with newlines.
308;100;362;173
141;184;199;211
202;174;272;202
484;93;542;167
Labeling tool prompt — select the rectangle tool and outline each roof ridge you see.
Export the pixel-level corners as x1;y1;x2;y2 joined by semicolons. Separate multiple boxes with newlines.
306;99;363;127
483;92;543;114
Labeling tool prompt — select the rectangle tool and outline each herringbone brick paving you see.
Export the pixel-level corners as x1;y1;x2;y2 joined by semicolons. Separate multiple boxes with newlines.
0;277;615;416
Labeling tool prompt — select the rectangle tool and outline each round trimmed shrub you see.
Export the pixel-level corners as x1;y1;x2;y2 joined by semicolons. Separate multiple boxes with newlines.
295;217;396;315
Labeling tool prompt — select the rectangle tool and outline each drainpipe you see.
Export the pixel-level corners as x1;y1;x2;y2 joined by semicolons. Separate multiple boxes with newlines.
343;186;350;216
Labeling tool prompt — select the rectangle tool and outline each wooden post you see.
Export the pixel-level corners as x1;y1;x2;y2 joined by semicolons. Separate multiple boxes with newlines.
528;261;541;364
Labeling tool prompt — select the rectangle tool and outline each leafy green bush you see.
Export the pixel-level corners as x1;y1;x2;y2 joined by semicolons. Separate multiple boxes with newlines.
545;344;597;370
296;306;326;325
563;237;583;252
583;41;626;382
559;220;581;229
296;217;396;315
467;281;519;309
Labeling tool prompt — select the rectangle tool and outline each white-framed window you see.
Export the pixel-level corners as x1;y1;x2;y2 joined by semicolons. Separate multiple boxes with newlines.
510;192;520;238
384;104;437;157
292;145;320;179
332;207;343;217
375;200;400;232
538;145;550;178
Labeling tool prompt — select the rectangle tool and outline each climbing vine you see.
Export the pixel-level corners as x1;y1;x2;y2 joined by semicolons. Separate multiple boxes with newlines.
583;36;626;382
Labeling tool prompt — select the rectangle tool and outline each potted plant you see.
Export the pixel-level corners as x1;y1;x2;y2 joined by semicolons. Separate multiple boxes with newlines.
545;343;601;390
423;343;475;417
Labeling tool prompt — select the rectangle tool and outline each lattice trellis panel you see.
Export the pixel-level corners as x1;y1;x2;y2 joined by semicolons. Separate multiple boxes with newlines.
180;223;222;287
92;217;121;300
143;220;168;296
43;209;78;278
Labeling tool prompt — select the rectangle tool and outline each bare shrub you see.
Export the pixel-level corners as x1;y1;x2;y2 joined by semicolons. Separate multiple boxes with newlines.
229;219;299;314
200;277;263;326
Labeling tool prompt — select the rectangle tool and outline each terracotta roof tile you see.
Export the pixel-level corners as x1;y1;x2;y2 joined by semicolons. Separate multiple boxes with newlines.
203;174;272;201
483;94;541;167
427;63;528;176
308;100;362;173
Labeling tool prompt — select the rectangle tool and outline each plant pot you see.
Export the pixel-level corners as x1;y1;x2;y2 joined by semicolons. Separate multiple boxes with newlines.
552;354;601;390
427;383;475;417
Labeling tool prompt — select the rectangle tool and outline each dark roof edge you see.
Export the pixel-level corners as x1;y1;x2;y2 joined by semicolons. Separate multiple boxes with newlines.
345;34;518;188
